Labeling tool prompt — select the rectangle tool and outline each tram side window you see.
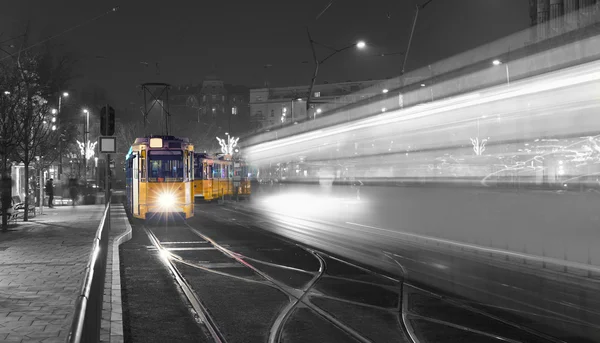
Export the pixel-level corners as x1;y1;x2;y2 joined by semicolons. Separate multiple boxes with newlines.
148;150;184;182
195;159;202;180
189;152;194;180
140;156;146;181
207;164;213;180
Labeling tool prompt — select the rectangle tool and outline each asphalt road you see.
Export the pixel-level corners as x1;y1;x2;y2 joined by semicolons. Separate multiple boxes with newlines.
119;202;585;342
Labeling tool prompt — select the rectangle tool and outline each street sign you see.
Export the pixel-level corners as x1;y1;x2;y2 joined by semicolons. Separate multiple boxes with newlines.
100;106;116;136
99;136;117;153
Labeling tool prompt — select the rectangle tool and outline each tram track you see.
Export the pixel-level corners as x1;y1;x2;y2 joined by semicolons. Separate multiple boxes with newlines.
131;203;574;342
208;205;578;343
144;227;227;343
141;216;410;343
192;208;412;343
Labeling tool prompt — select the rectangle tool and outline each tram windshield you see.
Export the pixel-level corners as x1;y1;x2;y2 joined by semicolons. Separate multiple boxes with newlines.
148;150;184;182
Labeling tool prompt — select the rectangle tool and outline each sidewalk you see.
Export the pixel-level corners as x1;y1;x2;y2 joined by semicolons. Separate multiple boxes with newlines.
0;205;105;343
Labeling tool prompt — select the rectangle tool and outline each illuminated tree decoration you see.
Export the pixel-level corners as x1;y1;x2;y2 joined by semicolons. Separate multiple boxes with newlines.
470;137;487;156
216;133;239;155
76;140;98;160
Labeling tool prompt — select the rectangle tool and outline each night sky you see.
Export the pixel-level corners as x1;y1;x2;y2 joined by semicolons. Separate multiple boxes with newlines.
1;1;529;108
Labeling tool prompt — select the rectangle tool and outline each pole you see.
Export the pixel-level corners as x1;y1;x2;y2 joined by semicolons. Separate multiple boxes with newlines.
401;4;420;75
86;111;89;187
306;27;319;121
105;103;110;206
39;167;43;215
83;112;87;188
106;154;110;205
58;96;62;180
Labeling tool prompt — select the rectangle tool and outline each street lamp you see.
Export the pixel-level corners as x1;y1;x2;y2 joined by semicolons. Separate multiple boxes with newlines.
57;91;68;180
492;59;510;85
3;91;9;95
305;29;367;120
82;109;90;187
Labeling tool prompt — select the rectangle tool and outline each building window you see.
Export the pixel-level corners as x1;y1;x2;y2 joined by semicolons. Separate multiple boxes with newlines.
203;95;206;102
270;109;275;117
212;94;216;100
314;91;321;97
232;106;237;115
233;96;236;102
222;95;225;101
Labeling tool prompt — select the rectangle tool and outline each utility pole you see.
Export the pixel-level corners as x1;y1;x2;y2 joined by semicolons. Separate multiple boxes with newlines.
305;27;366;120
401;0;435;75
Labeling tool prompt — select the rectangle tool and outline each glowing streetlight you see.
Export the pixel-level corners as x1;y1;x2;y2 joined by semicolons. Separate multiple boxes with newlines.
51;108;57;114
493;59;510;85
57;91;69;179
52;125;56;131
382;89;389;94
305;29;368;120
51;117;56;123
3;91;10;95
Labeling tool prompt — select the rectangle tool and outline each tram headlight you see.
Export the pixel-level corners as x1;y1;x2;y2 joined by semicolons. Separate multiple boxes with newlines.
158;192;176;208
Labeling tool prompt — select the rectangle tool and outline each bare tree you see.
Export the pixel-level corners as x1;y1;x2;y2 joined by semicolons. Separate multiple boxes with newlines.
0;62;21;229
9;48;72;221
115;120;144;155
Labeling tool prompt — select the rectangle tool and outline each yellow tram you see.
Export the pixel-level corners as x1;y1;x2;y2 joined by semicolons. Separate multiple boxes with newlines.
193;153;251;201
125;135;194;219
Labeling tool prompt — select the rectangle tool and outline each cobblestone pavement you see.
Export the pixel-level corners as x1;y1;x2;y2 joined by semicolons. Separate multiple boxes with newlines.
0;205;104;343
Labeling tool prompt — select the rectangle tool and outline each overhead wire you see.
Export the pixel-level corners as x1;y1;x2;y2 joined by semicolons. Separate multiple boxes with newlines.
0;5;120;62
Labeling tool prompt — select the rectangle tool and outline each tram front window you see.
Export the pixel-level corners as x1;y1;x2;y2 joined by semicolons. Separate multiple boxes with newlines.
148;150;184;182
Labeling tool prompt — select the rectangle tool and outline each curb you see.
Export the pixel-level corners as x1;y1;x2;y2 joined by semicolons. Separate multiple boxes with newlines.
103;205;133;343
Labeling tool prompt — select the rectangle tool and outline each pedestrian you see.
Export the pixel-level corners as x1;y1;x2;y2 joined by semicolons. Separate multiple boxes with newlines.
69;178;78;207
45;178;54;208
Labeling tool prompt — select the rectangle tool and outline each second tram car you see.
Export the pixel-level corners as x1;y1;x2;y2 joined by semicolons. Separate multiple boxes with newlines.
193;153;251;201
125;135;194;219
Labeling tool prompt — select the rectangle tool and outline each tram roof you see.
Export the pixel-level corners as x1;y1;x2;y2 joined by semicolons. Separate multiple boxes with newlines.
133;135;190;144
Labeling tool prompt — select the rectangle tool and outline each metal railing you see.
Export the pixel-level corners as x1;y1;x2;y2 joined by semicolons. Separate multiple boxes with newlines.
66;201;111;343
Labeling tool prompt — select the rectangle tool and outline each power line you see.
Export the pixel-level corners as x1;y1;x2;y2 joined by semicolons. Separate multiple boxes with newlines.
0;5;120;62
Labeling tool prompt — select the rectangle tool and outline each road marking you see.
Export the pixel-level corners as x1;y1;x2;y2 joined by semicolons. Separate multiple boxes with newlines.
166;247;217;251
161;241;208;244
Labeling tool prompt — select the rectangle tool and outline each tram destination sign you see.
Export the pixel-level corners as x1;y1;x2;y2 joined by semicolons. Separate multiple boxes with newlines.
99;136;117;153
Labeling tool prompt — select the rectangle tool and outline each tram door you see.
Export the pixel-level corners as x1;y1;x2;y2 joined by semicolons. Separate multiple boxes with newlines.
133;153;140;215
204;161;213;200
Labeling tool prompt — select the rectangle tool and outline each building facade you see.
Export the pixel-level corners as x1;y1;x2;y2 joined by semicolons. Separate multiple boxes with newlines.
169;75;250;151
529;0;600;37
249;80;385;131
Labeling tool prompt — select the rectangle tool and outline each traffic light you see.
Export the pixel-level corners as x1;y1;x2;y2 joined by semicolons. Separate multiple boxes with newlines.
100;106;116;136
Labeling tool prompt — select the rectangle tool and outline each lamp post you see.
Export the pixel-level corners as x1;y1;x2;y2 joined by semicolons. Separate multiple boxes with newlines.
57;92;68;180
305;28;366;120
83;109;89;187
492;59;510;85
